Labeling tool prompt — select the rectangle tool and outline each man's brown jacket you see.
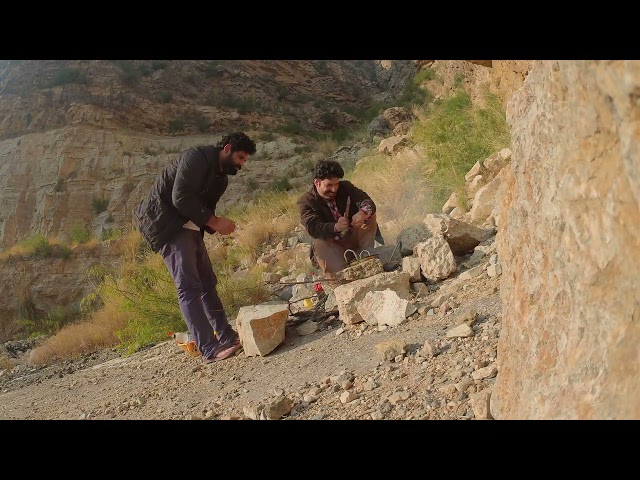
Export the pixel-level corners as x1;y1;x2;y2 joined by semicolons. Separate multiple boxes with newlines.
297;180;376;240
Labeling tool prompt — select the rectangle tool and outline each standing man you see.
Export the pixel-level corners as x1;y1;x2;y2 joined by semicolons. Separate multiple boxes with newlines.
134;132;257;363
297;159;379;278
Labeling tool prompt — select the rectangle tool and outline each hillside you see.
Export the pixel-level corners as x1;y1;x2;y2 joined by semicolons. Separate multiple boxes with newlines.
1;60;638;420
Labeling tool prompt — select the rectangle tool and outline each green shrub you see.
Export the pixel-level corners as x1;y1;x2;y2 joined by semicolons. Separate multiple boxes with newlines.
20;234;51;258
331;128;350;143
260;132;275;142
315;60;330;75
156;91;173;103
294;145;311;155
268;176;291;192
411;90;510;205
25;112;32;127
168;118;185;134
205;61;224;78
274;121;305;137
50;68;87;87
414;68;436;83
92;197;109;215
112;60;141;86
151;61;168;71
71;224;92;244
100;228;123;241
195;115;210;133
246;178;259;191
20;305;79;338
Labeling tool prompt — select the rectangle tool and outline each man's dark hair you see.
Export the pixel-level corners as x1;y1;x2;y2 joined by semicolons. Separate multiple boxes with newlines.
313;159;344;180
217;132;257;155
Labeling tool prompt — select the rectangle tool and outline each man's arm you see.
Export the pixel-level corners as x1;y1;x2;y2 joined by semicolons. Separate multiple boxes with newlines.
346;181;376;216
343;181;376;228
297;194;338;239
172;149;214;227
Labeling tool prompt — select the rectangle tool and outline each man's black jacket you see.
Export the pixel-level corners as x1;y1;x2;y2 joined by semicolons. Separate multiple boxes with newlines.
134;145;227;252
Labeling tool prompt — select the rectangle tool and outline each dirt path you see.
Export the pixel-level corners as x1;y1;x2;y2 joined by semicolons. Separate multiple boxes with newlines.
0;265;501;421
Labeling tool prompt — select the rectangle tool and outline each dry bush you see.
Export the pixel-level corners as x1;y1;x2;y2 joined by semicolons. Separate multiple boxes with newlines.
230;192;299;263
0;354;16;372
112;227;146;260
0;244;30;262
28;303;128;365
69;238;101;253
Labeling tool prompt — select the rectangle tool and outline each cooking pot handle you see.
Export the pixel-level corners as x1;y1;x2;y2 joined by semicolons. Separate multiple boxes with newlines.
344;249;358;263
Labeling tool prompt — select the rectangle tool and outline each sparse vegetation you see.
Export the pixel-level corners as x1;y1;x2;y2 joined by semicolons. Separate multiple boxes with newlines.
20;305;79;338
25;112;32;127
156;91;173;103
246;178;259;191
294;145;311;155
226;190;301;263
100;228;123;242
20;63;511;364
274;121;305;137
268;176;292;192
168;118;185;134
315;60;330;75
259;132;275;142
410;89;510;206
91;197;110;215
0;234;73;261
206;94;259;115
112;60;140;86
331;128;350;143
205;60;224;78
301;157;315;172
151;61;168;71
50;68;87;87
71;223;92;245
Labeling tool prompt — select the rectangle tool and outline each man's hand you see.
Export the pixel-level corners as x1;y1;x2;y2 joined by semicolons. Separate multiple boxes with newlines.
351;210;369;229
334;216;350;233
206;215;236;235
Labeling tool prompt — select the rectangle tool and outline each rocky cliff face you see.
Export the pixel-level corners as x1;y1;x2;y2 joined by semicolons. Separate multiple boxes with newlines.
0;60;415;248
0;60;396;140
0;243;120;341
492;60;640;419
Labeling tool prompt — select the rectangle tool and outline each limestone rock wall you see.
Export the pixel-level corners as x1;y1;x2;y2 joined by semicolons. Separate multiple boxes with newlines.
492;60;640;419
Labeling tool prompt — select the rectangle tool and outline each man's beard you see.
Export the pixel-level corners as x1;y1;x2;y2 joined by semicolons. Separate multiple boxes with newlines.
221;156;240;175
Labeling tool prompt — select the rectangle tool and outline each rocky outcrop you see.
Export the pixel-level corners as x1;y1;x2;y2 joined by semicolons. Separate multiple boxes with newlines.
491;60;640;419
488;61;533;107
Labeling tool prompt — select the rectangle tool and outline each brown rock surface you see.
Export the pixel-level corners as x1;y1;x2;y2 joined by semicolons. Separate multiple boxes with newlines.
492;60;640;419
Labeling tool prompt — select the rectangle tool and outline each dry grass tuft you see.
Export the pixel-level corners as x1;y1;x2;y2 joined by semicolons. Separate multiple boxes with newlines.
229;191;300;263
27;303;128;365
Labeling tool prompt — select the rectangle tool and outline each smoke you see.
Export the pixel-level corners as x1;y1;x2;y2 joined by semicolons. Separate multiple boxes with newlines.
348;147;440;244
